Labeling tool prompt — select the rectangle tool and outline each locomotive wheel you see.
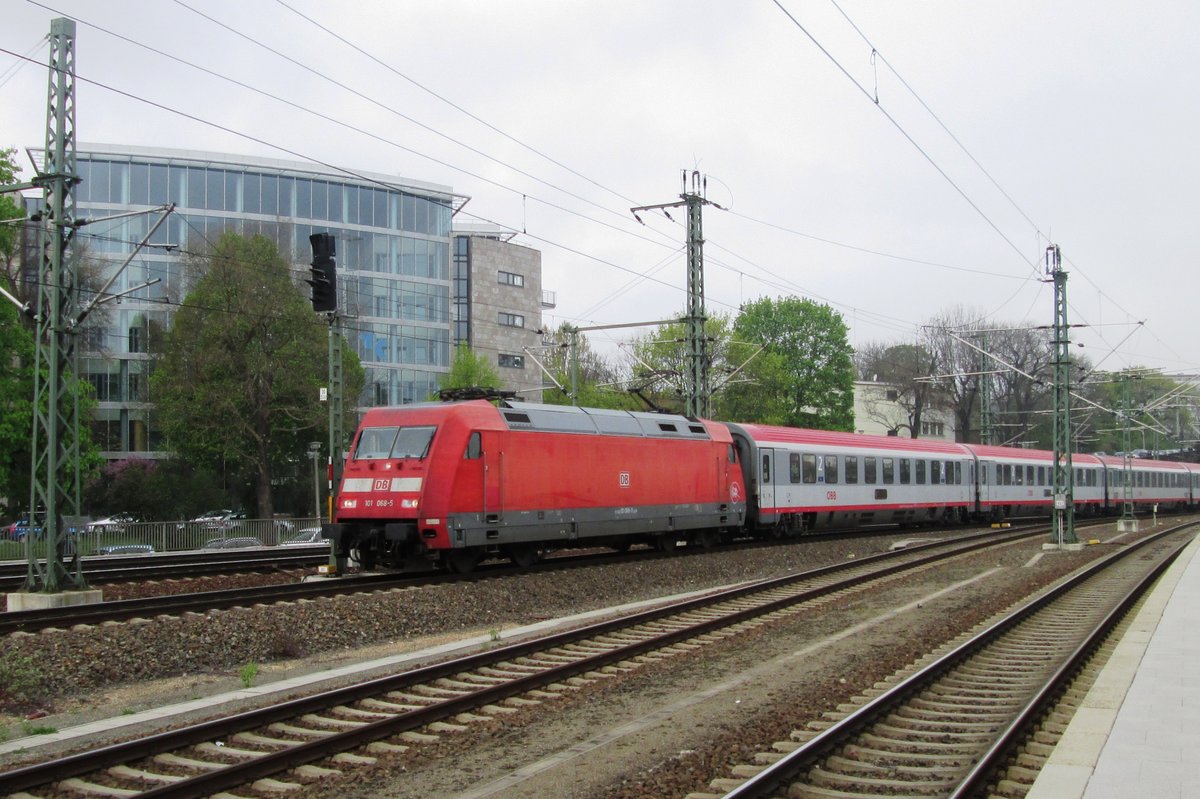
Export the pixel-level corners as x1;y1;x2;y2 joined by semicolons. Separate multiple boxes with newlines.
609;540;632;553
446;548;482;574
695;528;719;549
505;544;540;569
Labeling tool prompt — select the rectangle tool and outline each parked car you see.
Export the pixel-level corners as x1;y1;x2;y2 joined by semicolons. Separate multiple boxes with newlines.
94;544;155;555
4;514;42;540
177;509;233;531
85;512;141;535
281;528;327;546
208;510;247;533
201;536;264;550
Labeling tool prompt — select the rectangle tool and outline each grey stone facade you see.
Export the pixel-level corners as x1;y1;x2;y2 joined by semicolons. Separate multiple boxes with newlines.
453;234;547;400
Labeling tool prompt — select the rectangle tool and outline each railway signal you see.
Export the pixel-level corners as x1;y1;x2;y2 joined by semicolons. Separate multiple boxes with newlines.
308;232;337;313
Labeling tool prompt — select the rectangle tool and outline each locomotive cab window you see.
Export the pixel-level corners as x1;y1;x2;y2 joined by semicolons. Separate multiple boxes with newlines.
354;427;398;460
354;425;436;460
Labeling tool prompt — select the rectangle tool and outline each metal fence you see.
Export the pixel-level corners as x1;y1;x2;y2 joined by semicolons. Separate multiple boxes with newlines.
77;516;326;554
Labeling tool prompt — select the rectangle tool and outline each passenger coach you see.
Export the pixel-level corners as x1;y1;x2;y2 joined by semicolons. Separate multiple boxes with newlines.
726;424;975;534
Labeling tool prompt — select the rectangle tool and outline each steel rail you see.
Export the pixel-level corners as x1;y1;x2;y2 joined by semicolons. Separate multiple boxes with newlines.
0;526;1049;796
719;521;1197;798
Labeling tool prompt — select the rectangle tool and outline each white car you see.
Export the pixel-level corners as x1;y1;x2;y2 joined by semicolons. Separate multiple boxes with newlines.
86;512;141;535
282;528;328;546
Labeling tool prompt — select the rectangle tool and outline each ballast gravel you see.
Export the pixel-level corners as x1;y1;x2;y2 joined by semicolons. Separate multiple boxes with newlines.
0;536;914;708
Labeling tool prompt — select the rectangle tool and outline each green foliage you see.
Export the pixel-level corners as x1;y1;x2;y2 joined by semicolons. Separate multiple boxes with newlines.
83;457;225;520
535;322;636;409
440;342;502;395
718;296;855;430
0;297;101;516
625;315;733;414
151;232;363;518
0;300;35;514
239;662;259;688
0;650;45;710
0;147;25;269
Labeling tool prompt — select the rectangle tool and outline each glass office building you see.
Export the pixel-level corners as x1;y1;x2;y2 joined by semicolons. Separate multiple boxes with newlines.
41;144;465;459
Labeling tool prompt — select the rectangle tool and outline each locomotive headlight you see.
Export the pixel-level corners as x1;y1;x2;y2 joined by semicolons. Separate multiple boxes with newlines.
401;498;419;509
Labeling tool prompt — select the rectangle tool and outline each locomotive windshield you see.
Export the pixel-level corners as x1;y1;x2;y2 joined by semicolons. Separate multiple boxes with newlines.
353;425;436;460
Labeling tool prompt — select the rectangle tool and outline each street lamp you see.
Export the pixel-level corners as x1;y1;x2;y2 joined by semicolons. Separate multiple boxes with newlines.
308;442;322;520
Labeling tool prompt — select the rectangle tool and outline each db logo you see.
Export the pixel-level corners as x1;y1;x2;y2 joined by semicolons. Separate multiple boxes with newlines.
826;490;837;501
730;482;741;501
619;472;631;487
373;479;389;491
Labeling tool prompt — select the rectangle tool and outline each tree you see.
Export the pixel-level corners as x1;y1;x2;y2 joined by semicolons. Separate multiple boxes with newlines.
856;339;943;437
925;307;989;442
0;147;26;294
626;314;733;413
719;297;855;430
152;232;363;519
440;342;502;395
538;322;638;410
0;298;35;514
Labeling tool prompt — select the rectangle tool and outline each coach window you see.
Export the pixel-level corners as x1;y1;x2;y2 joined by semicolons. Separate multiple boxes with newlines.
802;454;817;484
954;462;962;484
930;460;941;484
865;457;878;484
824;456;838;484
1037;466;1045;486
916;460;926;485
899;459;911;485
882;458;894;484
761;454;771;483
845;456;858;484
464;432;482;459
1027;466;1035;485
789;453;802;484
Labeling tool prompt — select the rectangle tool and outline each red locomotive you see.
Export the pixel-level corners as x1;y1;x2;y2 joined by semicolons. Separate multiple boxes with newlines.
325;400;745;572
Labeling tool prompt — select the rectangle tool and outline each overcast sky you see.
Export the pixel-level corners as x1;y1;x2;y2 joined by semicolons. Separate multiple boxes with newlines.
3;1;1197;376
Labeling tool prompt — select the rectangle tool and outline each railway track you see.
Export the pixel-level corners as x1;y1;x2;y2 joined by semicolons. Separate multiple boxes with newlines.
0;549;330;593
699;522;1195;799
0;526;983;636
0;524;1056;798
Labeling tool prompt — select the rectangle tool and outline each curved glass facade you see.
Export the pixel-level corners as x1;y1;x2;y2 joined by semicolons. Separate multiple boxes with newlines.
64;146;461;458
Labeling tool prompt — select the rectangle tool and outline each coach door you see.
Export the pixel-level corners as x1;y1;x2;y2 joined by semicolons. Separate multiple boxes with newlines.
758;448;776;511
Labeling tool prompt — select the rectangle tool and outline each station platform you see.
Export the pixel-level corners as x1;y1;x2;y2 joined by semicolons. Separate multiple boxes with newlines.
1028;531;1200;798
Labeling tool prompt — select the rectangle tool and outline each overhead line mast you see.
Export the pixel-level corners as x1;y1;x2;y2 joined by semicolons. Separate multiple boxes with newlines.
631;171;723;418
1046;244;1078;547
26;18;86;592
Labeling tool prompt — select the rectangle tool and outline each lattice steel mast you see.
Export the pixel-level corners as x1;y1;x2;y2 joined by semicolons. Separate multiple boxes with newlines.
1046;244;1077;546
26;18;85;592
631;171;721;418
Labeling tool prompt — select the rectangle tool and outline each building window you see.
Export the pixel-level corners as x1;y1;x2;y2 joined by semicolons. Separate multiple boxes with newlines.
498;270;525;287
498;312;525;328
498;353;525;369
